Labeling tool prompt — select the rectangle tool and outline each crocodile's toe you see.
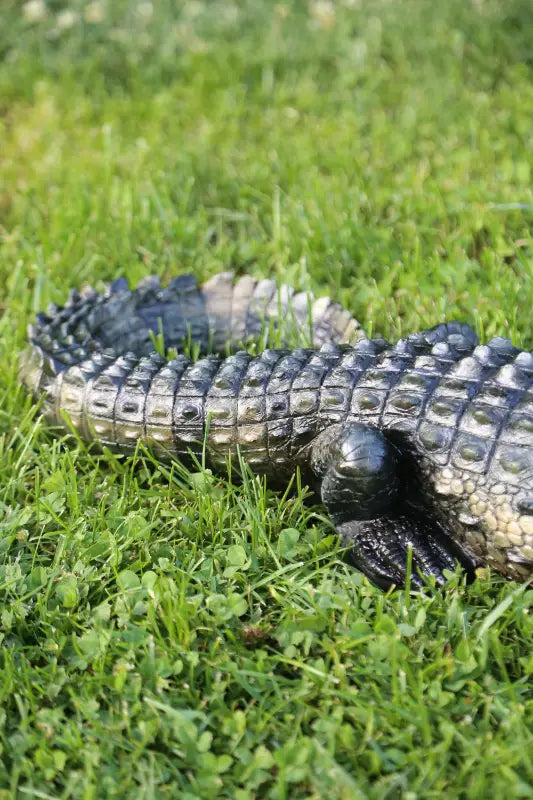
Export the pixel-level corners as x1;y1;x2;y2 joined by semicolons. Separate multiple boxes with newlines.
338;514;475;590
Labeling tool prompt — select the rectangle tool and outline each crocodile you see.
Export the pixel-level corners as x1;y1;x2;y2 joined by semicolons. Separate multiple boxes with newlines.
19;272;533;589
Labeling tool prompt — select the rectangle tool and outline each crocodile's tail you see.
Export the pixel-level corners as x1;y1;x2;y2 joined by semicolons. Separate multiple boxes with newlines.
19;271;363;415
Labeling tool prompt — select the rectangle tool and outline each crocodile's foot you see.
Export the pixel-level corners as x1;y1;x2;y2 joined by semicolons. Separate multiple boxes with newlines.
311;421;475;589
337;515;475;590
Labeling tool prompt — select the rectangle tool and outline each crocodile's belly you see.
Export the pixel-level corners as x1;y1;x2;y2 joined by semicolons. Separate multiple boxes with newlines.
414;413;533;579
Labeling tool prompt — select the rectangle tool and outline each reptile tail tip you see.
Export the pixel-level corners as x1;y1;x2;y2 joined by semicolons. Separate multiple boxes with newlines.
20;271;365;403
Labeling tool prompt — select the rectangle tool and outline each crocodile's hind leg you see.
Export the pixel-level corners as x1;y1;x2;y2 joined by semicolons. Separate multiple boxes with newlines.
311;423;473;589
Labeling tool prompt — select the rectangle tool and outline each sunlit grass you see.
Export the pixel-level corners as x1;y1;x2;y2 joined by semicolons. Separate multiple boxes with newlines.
0;1;532;797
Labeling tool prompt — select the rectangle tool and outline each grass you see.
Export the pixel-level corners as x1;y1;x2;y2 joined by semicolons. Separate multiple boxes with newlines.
1;0;533;797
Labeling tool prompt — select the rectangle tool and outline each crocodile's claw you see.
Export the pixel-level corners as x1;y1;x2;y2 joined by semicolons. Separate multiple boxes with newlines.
337;514;476;590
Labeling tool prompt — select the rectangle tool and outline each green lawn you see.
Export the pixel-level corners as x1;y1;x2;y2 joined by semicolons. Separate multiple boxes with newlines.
1;0;533;797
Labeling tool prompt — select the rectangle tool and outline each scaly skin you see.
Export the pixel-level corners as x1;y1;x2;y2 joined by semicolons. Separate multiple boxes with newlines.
19;272;533;587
